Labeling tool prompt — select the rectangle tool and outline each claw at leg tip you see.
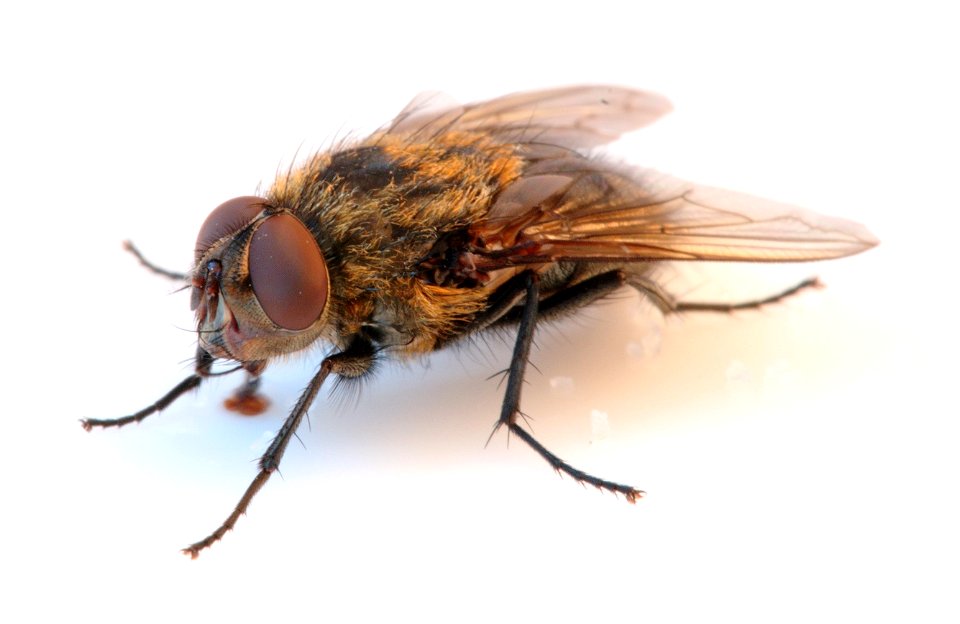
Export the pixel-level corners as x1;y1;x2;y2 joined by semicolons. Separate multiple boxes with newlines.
182;547;201;560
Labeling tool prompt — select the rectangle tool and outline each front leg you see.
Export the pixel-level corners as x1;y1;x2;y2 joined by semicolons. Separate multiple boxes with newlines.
80;346;216;431
493;271;644;503
183;338;376;558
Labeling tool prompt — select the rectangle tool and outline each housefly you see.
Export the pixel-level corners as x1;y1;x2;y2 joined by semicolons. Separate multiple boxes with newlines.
83;86;877;557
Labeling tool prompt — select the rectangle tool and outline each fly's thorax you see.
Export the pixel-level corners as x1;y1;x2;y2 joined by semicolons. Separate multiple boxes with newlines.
258;133;538;357
191;196;331;363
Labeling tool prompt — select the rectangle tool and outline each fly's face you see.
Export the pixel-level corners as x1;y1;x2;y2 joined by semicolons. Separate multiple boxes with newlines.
191;196;330;363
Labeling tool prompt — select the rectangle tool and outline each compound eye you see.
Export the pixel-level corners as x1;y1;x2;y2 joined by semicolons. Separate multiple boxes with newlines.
248;213;329;331
195;196;267;261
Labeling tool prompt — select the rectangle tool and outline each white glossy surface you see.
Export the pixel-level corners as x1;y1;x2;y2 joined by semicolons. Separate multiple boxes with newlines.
2;2;956;622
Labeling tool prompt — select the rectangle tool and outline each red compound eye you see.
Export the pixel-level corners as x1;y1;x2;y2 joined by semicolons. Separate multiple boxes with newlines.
195;196;267;261
248;213;329;331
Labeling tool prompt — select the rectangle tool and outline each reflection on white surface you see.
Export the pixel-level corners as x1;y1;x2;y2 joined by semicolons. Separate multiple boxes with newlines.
3;3;958;622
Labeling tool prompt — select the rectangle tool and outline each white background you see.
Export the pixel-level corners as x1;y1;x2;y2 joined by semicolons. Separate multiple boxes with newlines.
1;1;957;622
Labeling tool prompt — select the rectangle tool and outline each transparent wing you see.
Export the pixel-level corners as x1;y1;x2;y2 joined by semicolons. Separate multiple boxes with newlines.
383;85;672;149
474;158;878;263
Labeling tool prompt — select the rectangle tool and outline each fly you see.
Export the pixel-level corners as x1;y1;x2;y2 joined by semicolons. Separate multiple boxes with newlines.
83;86;877;557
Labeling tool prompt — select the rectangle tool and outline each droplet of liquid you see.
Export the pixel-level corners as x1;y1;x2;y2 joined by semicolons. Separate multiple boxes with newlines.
591;409;611;442
549;376;575;395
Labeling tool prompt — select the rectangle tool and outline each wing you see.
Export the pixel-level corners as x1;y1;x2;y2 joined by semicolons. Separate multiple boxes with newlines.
383;85;672;149
472;156;878;264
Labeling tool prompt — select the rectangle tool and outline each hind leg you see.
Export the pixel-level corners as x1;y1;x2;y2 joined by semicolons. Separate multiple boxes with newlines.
671;278;821;314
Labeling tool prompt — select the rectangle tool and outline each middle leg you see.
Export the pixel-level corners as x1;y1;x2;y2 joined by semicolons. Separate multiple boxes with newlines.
494;271;644;503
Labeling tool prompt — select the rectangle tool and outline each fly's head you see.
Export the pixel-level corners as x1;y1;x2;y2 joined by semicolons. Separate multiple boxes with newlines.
191;196;330;364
